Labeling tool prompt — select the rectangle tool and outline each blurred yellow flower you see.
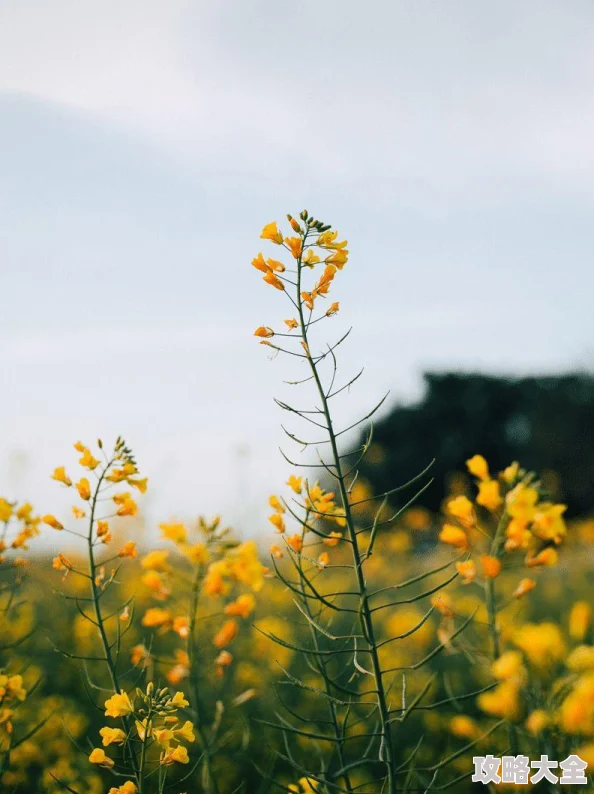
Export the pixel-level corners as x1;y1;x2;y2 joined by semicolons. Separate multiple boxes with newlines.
51;467;72;486
569;601;591;642
466;454;489;481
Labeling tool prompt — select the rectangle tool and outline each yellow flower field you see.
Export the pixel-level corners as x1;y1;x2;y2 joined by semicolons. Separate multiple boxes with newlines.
1;212;593;793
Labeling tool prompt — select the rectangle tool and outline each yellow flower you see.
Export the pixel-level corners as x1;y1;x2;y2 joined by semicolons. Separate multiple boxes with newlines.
99;727;126;746
323;531;342;547
445;495;474;526
142;608;172;629
455;560;476;584
302;249;320;266
154;727;175;747
574;742;594;768
43;514;64;531
75;477;91;501
476;480;503;511
566;645;594;673
79;448;100;470
0;498;13;523
6;675;26;701
284;318;298;330
286;534;303;553
430;593;454;617
114;494;138;517
52;553;73;571
224;593;256;619
267;257;285;272
175;720;195;743
286;475;303;494
317;551;330;567
252;252;270;273
51;467;72;486
162;745;189;765
215;650;233;676
480;554;501;579
506;483;538;521
254;326;274;338
466;454;489;480
72;506;85;519
477;681;521;721
263;270;285;290
213;619;238;649
569;601;591;642
158;522;187;545
182;542;208;565
531;503;567;544
284;236;302;259
89;748;114;768
326;301;340;316
108;783;138;794
525;710;549;736
491;651;525;682
559;673;594;734
269;544;283;558
142;549;170;571
260;221;283;244
513;622;566;670
268;513;285;533
97;519;110;538
169;691;189;708
525;547;558;567
513;578;536;599
439;523;469;551
502;461;520;485
300;290;315;311
118;541;137;558
104;691;134;718
449;715;480;740
269;495;285;513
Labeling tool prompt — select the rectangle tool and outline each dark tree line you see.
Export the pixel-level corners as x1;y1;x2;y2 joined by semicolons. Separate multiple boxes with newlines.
356;372;594;517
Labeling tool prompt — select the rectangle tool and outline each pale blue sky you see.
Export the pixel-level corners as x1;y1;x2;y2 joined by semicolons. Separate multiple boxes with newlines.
1;0;593;534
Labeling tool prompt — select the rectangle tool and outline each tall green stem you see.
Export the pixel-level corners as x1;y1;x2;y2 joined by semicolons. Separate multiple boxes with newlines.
295;227;396;792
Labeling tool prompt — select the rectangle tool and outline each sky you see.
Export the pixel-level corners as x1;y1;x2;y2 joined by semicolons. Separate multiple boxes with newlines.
1;0;593;536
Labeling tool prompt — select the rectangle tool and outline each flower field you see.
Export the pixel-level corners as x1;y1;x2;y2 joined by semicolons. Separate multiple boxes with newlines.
1;212;593;793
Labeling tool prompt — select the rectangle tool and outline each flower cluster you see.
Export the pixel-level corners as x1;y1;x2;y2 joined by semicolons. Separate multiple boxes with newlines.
138;516;266;686
89;683;194;785
47;438;144;568
253;212;347;346
0;499;40;565
267;476;345;567
439;454;567;590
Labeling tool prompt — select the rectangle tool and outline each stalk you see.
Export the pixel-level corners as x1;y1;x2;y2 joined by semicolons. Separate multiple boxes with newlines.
295;225;396;792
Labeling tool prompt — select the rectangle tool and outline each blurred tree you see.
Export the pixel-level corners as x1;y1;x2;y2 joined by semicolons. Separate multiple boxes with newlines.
356;372;594;517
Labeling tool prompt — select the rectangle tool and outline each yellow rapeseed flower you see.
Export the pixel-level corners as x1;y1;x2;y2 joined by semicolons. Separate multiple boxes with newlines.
260;221;283;244
52;467;72;486
89;748;114;768
104;691;134;718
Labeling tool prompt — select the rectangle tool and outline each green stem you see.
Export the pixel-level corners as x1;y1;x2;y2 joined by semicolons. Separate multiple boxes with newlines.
188;564;220;794
295;227;396;793
87;458;140;784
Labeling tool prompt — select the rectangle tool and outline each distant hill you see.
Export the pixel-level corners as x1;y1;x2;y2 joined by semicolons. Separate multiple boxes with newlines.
355;372;594;517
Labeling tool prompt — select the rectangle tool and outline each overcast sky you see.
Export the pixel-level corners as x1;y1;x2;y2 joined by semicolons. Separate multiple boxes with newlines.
1;0;593;535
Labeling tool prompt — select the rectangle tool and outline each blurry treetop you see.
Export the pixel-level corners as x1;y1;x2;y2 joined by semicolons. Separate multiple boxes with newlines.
356;372;594;517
